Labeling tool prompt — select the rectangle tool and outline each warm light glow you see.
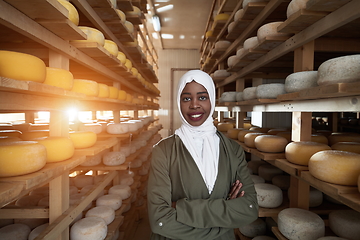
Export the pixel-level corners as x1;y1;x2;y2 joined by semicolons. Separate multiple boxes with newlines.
152;32;159;39
157;4;173;12
152;15;161;32
67;108;78;122
179;35;185;39
161;33;173;39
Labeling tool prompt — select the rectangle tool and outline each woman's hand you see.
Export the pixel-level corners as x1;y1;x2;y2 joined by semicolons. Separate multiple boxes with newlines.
227;180;245;200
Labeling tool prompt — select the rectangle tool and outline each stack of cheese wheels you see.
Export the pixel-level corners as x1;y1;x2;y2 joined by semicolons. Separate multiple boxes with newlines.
44;67;74;90
227;128;243;139
285;141;331;166
278;208;325;240
243;87;257;100
255;135;288;153
310;134;329;145
244;132;266;148
70;217;107;240
36;137;75;162
329;209;360;240
57;0;79;25
328;133;360;146
256;83;286;99
217;122;234;132
0;50;46;82
317;54;360;86
309;150;360;185
239;218;266;238
108;184;131;200
104;39;118;56
69;131;97;148
97;83;110;98
96;194;122;210
258;164;283;182
72;79;99;96
76;26;105;46
286;0;310;18
331;142;360;154
0;141;47;177
255;183;283;208
79;123;103;134
285;71;318;93
85;206;115;225
102;151;126;166
0;223;31;240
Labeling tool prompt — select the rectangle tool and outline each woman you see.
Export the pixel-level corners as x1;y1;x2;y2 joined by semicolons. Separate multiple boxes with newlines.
147;70;258;240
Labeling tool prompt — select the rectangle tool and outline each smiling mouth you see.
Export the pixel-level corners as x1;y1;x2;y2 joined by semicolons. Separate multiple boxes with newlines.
191;114;202;118
188;113;204;121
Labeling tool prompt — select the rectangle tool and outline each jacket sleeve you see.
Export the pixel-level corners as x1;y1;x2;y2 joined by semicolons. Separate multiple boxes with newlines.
175;140;259;229
147;144;231;240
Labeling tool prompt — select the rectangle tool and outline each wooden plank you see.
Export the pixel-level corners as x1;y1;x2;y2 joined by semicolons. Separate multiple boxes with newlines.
272;227;289;240
273;159;308;177
74;137;118;156
0;182;25;208
93;7;119;21
258;197;289;218
253;35;291;52
87;0;113;8
104;216;124;240
251;148;285;161
125;12;144;25
0;207;49;219
117;0;134;11
306;0;352;12
226;19;252;40
242;2;268;20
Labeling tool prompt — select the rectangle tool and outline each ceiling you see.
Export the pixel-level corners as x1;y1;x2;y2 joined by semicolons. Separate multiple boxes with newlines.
147;0;214;50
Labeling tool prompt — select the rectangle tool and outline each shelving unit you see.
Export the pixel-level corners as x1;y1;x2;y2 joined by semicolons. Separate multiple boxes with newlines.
0;0;160;239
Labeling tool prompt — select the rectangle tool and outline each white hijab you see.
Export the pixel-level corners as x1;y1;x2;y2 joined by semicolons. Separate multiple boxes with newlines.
174;70;219;194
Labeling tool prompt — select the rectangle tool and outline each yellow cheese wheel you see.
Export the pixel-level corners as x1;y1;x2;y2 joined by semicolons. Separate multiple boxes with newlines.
20;130;49;140
309;150;360;186
130;67;138;77
72;79;99;96
205;30;213;38
249;127;271;133
115;9;126;24
104;40;118;56
217;123;234;132
57;0;79;26
108;86;119;99
124;59;132;70
97;83;110;98
311;134;329;145
0;141;47;177
255;135;288;153
125;93;133;102
328;133;360;146
69;131;97;148
0;50;46;82
117;52;126;64
227;128;244;139
285;141;331;166
244;132;266;148
118;90;127;101
237;130;259;142
214;13;230;22
76;26;105;46
44;67;74;90
0;130;22;138
124;21;134;33
36;137;75;162
331;142;360;154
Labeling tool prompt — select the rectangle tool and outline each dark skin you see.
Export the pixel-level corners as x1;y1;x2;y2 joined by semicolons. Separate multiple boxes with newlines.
172;81;244;208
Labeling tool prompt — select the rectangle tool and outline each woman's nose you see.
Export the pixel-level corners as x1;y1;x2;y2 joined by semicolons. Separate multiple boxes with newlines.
190;99;200;109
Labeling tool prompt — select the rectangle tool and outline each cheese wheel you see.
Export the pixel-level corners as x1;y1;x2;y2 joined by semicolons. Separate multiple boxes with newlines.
72;79;99;96
254;183;283;208
57;0;79;25
267;128;288;135
285;141;331;166
284;71;318;93
106;122;129;134
278;208;325;240
0;141;46;177
214;13;229;21
239;218;266;238
309;150;360;185
36;137;75;163
0;50;46;82
44;67;74;90
310;134;329;145
108;184;131;199
329;209;360;240
227;55;240;67
276;132;291;142
234;9;244;21
243;37;259;50
79;123;103;134
85;206;115;225
236;92;243;101
317;55;360;85
123;121;138;132
0;223;31;240
256;83;286;99
287;0;309;18
250;127;271;133
238;130;259;142
104;40;118;56
220;92;237;102
103;151;126;166
97;83;110;98
214;40;231;49
28;223;49;240
213;69;231;78
243;87;257;100
244;132;266;148
70;217;107;240
227;128;243;139
116;52;126;65
69;131;97;148
236;48;245;58
108;86;118;99
228;21;236;32
124;59;132;70
118;90;127;101
124;21;134;33
255;135;288;153
115;9;126;24
96;194;122;210
250;174;265;183
331;142;360;154
257;22;290;42
258;164;283;182
217;122;234;132
74;175;94;188
76;26;105;46
328;133;360;146
309;187;323;207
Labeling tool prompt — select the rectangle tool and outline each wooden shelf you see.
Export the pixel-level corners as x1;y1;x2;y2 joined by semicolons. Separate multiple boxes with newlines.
273;159;308;177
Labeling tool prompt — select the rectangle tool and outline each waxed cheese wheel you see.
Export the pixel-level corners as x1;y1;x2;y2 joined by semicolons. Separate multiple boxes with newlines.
0;141;46;177
108;86;119;99
239;218;266;238
285;141;331;166
255;135;288;153
287;0;310;18
255;183;283;208
57;0;79;25
243;36;259;50
278;208;325;240
258;164;283;182
70;217;107;240
328;133;360;146
243;87;257;100
0;50;46;82
244;132;266;148
214;69;231;78
256;83;286;99
329;209;360;240
76;26;105;46
97;83;110;98
331;142;360;154
309;150;360;185
317;55;360;85
227;128;243;139
257;22;290;42
85;206;115;225
69;131;97;148
103;151;126;166
44;67;74;90
79;123;103;134
108;184;131;199
214;13;229;22
72;79;99;96
238;130;259;142
285;71;318;93
96;194;122;210
220;92;237;102
36;137;75;162
0;223;31;240
217;122;234;132
117;51;126;64
104;40;118;56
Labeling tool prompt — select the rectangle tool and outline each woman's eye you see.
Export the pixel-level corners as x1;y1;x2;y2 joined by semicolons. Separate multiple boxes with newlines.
182;97;191;102
199;96;208;101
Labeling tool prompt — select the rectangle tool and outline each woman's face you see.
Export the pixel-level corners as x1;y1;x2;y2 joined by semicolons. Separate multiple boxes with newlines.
180;81;211;126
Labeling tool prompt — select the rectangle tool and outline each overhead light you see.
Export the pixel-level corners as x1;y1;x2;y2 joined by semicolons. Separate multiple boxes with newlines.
152;15;161;32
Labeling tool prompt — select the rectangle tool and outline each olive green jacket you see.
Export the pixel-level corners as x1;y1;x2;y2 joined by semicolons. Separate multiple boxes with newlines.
147;131;258;240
